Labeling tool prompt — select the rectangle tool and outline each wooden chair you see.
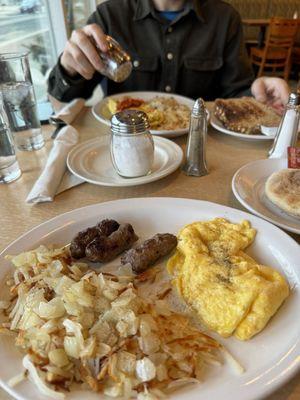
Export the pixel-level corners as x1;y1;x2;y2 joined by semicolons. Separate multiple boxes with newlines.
291;46;300;78
250;17;299;80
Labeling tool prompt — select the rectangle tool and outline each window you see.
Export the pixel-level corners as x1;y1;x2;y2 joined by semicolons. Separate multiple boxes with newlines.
0;0;105;103
0;0;67;102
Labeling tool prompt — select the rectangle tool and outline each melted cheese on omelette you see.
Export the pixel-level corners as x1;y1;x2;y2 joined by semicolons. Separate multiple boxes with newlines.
167;218;289;340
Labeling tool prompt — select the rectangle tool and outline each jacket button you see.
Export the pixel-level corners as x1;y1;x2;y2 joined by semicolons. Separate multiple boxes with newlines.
167;26;173;33
165;85;172;92
167;52;173;60
133;60;140;68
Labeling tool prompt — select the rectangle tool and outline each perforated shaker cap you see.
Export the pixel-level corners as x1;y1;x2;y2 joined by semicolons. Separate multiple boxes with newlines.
288;93;300;106
111;109;150;134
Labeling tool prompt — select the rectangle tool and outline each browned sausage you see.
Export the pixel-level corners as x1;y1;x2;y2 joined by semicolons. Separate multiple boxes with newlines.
85;223;138;262
121;233;177;273
70;219;120;258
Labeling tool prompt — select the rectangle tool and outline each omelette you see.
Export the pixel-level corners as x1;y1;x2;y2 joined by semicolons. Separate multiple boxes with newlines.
167;218;289;340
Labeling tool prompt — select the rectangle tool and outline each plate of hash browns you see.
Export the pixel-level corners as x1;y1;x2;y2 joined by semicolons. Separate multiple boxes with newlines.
92;92;197;138
0;198;300;400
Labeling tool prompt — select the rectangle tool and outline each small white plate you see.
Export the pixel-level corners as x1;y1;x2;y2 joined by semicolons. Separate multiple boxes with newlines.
67;136;183;187
232;158;300;234
92;91;196;138
0;198;300;400
210;114;276;141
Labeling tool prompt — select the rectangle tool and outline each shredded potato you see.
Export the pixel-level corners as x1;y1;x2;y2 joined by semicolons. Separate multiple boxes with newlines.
108;96;191;131
1;245;224;399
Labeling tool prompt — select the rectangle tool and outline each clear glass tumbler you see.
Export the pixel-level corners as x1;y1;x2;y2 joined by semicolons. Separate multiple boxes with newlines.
0;52;44;151
0;94;21;183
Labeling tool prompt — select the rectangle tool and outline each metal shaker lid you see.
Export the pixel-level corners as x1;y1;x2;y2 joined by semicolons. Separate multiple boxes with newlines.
192;98;206;117
288;93;300;106
111;109;150;134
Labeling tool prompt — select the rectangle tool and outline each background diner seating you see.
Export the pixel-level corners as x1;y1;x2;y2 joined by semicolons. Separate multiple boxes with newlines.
226;0;300;48
250;18;299;80
292;46;300;78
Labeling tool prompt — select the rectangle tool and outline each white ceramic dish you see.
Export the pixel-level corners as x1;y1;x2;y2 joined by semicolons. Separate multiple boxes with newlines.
210;114;276;141
67;136;183;187
232;158;300;234
91;91;196;138
0;198;299;400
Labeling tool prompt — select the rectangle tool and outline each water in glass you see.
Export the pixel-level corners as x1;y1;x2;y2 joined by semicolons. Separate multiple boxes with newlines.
1;81;44;151
0;119;21;184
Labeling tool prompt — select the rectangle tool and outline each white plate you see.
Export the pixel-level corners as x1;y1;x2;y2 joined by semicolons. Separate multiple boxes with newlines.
232;158;300;234
0;198;299;400
67;136;183;187
91;91;196;138
210;114;276;141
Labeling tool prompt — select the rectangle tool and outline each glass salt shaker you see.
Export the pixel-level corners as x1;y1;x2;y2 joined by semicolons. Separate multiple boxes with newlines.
95;36;132;83
110;110;154;178
269;93;300;159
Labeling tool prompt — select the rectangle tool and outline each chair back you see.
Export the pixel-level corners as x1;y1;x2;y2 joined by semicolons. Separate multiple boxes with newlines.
266;17;299;50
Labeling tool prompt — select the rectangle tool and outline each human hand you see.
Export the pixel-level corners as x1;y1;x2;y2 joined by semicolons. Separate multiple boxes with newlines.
251;77;290;114
60;24;108;80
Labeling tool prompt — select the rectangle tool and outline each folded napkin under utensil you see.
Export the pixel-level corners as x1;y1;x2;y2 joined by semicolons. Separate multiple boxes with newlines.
26;99;85;204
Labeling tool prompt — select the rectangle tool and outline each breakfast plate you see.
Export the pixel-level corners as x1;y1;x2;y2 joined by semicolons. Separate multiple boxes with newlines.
0;197;300;400
210;114;276;141
232;158;300;234
67;136;183;187
92;91;196;138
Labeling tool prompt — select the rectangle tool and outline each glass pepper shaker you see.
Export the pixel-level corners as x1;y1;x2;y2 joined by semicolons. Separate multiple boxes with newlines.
110;110;154;178
95;35;132;83
182;98;209;176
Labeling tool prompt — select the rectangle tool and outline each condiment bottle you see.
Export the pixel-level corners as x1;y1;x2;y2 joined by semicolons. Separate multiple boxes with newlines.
182;98;209;176
269;93;300;159
110;110;154;178
95;36;132;83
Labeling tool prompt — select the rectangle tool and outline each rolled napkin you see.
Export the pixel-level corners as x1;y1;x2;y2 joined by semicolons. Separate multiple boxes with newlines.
53;98;85;124
26;125;84;203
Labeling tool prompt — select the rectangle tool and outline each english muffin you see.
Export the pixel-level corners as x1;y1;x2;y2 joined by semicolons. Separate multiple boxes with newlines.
265;169;300;217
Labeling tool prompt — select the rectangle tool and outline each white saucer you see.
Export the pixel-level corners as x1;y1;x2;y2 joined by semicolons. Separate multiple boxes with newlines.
210;115;276;141
67;136;183;187
232;158;300;234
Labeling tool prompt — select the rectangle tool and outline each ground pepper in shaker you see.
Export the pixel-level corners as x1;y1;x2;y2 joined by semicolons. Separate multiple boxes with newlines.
182;98;209;176
269;93;300;159
110;110;154;178
94;36;132;83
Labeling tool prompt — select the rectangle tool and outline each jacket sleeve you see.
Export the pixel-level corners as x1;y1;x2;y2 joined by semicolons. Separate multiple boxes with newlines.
219;10;254;98
47;9;107;102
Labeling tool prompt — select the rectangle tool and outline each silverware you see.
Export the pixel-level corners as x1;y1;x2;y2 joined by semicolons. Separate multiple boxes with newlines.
49;115;66;139
182;98;209;177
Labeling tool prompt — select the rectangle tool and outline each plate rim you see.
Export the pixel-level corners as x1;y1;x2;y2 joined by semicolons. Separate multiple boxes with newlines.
91;91;196;137
0;197;300;400
67;137;183;187
210;114;275;141
232;158;300;234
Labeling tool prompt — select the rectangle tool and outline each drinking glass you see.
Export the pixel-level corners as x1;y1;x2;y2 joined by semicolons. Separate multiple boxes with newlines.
0;94;21;183
0;52;44;151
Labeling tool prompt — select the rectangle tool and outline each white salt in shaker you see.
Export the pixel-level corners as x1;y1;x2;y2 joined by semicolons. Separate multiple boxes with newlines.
110;110;154;178
269;93;300;159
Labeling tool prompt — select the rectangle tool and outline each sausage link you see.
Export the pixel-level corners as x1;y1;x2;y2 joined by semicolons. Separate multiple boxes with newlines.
85;223;138;262
70;219;120;259
121;233;177;274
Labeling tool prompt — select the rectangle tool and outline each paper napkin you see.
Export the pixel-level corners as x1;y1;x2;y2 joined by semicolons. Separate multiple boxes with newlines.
26;125;84;203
